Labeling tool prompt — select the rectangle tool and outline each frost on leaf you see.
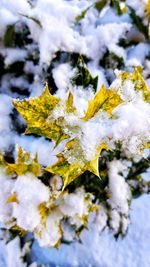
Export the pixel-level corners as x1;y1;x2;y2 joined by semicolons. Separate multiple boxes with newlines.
118;68;150;102
45;142;108;189
13;84;122;187
8;146;41;176
82;85;123;120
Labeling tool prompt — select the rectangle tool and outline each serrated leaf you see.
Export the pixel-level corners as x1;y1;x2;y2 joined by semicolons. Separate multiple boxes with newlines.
45;153;84;189
82;85;123;120
13;85;69;144
8;146;41;176
46;142;108;189
13;82;119;187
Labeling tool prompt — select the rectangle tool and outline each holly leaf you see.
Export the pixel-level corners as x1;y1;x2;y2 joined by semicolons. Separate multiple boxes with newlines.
13;83;121;187
45;141;108;189
13;85;69;144
82;85;123;120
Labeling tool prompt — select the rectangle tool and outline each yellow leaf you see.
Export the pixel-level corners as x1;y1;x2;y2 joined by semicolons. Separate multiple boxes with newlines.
82;85;123;120
65;91;76;114
10;225;27;237
143;142;150;148
88;143;109;177
13;85;68;144
6;193;18;204
0;152;16;176
0;152;7;167
13;84;115;186
38;202;50;224
147;0;150;13
119;68;150;101
46;141;109;188
8;146;41;176
45;153;85;189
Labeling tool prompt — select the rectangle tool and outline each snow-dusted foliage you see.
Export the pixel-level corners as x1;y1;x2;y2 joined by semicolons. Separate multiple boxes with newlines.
0;1;150;265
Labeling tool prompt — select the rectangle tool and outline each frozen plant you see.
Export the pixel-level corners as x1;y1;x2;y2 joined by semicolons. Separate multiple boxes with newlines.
0;0;150;262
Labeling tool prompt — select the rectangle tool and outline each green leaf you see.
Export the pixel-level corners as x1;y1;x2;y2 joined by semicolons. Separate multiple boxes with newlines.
128;6;148;38
94;0;108;12
4;25;15;47
72;56;98;92
99;51;124;69
111;0;122;15
19;13;42;28
75;0;108;23
75;6;91;22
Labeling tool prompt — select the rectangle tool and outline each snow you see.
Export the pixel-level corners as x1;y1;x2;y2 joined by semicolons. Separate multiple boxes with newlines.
0;94;15;152
52;63;75;91
15;136;58;166
110;99;150;156
95;205;107;232
0;0;150;265
107;160;131;215
35;208;63;248
126;0;148;18
87;62;108;89
58;188;88;217
126;43;150;67
0;236;37;267
0;0;131;63
0;168;14;223
12;173;50;231
31;194;150;267
0;48;28;66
